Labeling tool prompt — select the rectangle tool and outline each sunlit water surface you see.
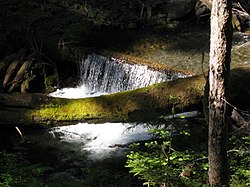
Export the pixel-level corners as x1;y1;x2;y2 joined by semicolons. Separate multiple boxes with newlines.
46;122;157;160
48;84;105;98
47;83;159;160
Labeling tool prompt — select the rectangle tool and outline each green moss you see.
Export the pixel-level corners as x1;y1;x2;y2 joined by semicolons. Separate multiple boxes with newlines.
45;75;58;87
34;98;113;121
30;75;205;126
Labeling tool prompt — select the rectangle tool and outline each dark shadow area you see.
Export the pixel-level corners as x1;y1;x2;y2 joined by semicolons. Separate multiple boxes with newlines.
0;0;210;60
230;65;250;112
2;0;249;87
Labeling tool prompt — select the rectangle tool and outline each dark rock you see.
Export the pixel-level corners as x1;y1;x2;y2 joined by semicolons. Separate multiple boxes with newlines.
166;0;196;20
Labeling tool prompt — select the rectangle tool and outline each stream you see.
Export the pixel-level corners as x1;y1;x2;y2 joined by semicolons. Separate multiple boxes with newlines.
28;30;250;186
24;122;160;186
23;53;180;186
1;28;250;186
21;48;197;186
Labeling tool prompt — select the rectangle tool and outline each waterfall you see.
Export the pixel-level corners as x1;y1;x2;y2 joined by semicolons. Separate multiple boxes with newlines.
79;53;186;93
43;54;189;160
50;53;188;98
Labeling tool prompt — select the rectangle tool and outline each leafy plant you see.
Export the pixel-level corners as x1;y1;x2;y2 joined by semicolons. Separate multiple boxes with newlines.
126;128;208;187
0;150;52;187
126;123;250;187
229;133;250;186
168;94;179;116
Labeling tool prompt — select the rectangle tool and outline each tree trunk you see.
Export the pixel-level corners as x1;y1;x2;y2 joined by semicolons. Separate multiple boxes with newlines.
208;0;232;186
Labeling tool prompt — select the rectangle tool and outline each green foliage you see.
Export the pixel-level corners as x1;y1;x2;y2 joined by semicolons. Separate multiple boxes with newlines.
126;93;249;186
0;150;52;187
126;125;250;187
168;94;179;116
229;133;250;186
126;128;208;186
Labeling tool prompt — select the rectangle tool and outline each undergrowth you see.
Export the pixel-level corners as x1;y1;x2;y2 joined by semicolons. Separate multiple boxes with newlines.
125;126;250;187
0;147;52;187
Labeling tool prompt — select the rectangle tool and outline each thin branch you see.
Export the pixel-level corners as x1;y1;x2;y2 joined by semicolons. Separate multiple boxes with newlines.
222;98;250;117
15;126;24;142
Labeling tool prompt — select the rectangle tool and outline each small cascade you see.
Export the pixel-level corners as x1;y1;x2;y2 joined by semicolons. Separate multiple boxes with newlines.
79;53;187;93
50;53;189;98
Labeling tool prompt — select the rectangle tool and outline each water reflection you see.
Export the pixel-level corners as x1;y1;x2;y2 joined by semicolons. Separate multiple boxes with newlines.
28;122;161;160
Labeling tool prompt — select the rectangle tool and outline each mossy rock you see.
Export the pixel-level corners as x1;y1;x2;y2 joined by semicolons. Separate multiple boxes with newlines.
45;75;58;87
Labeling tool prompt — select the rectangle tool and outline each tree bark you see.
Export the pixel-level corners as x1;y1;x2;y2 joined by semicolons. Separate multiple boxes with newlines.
208;0;232;186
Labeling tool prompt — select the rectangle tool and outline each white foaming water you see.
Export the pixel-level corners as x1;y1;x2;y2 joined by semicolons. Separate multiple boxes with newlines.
48;122;155;160
49;85;105;99
49;53;188;99
46;54;178;159
79;54;185;93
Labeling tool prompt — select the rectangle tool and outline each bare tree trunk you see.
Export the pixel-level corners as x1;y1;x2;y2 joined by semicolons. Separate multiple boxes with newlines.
208;0;232;186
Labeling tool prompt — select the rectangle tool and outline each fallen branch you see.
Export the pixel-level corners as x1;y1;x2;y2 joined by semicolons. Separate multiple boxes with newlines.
232;3;250;21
